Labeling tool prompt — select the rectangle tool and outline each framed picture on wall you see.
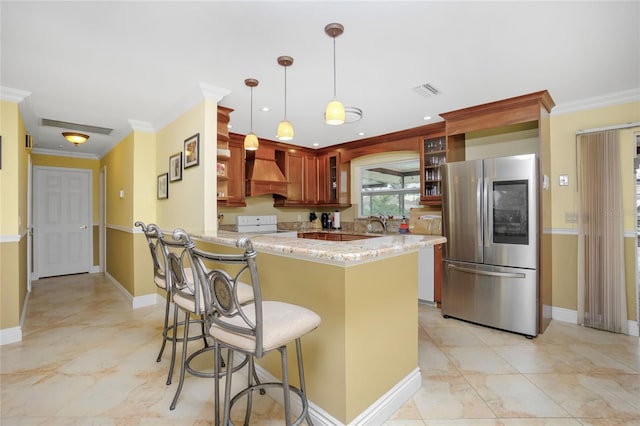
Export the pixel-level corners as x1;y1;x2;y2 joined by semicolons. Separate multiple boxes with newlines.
169;153;182;182
183;133;200;169
157;173;168;199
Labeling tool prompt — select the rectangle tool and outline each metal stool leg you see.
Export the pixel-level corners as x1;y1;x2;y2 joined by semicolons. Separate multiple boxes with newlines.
166;302;179;385
156;291;171;362
170;310;191;410
296;339;313;425
280;346;292;426
223;348;235;424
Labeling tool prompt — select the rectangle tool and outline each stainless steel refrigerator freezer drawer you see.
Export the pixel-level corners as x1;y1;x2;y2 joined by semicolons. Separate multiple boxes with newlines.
442;260;538;337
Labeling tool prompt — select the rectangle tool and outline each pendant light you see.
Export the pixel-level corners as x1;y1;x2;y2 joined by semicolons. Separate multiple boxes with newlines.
243;78;259;151
324;23;345;125
276;55;294;141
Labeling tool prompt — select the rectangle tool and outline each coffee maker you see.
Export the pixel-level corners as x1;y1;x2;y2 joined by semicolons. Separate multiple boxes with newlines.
321;212;330;229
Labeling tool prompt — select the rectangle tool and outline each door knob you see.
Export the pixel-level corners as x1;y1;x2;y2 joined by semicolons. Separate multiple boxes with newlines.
80;225;88;229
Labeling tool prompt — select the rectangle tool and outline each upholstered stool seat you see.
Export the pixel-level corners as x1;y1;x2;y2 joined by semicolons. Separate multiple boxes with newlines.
210;301;320;353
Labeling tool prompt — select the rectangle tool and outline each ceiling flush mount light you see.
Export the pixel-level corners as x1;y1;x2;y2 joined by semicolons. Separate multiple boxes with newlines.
344;106;363;123
276;55;294;141
244;78;259;151
62;132;89;146
324;22;345;125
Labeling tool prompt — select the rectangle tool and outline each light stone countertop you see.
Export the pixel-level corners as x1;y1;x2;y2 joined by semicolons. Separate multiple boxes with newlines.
191;230;446;266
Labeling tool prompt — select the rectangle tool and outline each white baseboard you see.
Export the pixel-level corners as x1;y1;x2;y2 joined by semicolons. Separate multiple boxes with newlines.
551;306;578;324
0;286;32;345
133;293;160;309
0;326;22;345
104;271;159;309
552;306;639;337
250;356;421;426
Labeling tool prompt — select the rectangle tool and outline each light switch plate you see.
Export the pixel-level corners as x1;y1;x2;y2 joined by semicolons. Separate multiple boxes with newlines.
559;175;569;186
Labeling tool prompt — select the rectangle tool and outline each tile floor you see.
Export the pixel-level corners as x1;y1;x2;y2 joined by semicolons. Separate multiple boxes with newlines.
1;273;639;425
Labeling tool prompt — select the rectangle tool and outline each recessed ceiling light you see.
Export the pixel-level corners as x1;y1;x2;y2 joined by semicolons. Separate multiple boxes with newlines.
261;106;270;112
423;116;432;121
312;143;319;147
358;132;365;136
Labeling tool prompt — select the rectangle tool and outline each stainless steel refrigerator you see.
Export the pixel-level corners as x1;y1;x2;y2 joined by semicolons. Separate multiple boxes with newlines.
441;154;539;337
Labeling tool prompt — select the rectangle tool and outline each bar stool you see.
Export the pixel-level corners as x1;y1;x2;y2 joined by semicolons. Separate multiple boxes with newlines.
135;221;187;385
165;229;255;410
190;236;321;425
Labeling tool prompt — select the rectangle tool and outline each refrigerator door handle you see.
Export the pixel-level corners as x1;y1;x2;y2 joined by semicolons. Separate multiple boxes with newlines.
476;176;483;251
447;264;526;279
483;177;490;248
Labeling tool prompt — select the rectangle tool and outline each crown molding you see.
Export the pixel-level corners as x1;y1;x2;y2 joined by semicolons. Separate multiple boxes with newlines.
31;147;99;160
200;83;231;102
128;119;155;133
552;88;640;116
0;86;31;103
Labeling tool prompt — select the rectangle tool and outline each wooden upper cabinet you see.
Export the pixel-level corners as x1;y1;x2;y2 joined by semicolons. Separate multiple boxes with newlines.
216;106;233;205
304;154;319;204
316;151;350;207
274;150;319;206
224;135;246;206
440;90;554;136
286;151;304;204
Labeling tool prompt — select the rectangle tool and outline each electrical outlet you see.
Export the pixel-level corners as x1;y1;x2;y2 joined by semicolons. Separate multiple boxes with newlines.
565;212;577;223
559;175;569;186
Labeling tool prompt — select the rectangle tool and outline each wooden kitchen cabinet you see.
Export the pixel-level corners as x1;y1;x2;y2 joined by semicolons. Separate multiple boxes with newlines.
223;135;246;206
216;106;233;205
274;150;318;206
421;136;446;205
317;151;350;207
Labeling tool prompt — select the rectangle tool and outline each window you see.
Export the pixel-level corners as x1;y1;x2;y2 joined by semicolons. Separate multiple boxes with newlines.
359;160;420;217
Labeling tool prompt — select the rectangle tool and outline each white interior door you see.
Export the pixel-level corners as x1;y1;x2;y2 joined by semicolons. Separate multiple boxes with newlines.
34;166;92;278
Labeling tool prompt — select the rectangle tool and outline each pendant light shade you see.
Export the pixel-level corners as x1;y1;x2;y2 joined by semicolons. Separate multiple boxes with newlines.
244;78;259;151
276;56;294;141
243;132;259;151
324;23;345;126
325;100;345;125
276;120;294;141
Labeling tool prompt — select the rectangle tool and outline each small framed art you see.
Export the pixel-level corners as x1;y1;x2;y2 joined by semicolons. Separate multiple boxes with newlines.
157;173;168;199
169;153;182;182
184;133;200;169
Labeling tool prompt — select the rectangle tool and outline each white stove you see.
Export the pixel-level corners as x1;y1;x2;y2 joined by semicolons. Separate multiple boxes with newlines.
235;215;297;237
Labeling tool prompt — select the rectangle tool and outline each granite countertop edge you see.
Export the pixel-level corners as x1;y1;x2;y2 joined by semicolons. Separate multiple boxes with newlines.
190;230;446;266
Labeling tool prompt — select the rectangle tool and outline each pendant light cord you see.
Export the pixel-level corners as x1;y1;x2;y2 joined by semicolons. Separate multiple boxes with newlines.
284;65;288;120
249;86;254;132
332;36;337;98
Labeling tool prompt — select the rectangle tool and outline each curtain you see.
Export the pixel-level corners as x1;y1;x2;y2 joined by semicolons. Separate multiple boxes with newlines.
577;130;627;334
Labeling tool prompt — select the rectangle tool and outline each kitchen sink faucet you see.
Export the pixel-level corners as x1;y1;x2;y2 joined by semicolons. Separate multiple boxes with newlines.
368;215;388;233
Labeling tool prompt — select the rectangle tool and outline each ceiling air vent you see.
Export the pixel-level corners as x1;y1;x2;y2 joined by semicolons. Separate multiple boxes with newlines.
42;118;113;135
413;83;440;97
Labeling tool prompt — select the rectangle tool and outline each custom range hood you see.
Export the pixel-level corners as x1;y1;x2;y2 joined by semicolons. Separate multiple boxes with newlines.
245;144;288;197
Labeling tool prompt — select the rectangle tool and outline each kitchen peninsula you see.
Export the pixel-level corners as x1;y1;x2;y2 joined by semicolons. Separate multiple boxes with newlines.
191;230;445;425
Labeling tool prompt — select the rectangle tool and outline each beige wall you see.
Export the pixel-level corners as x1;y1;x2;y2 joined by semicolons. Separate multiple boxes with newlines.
550;101;640;321
155;100;217;231
0;100;28;331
